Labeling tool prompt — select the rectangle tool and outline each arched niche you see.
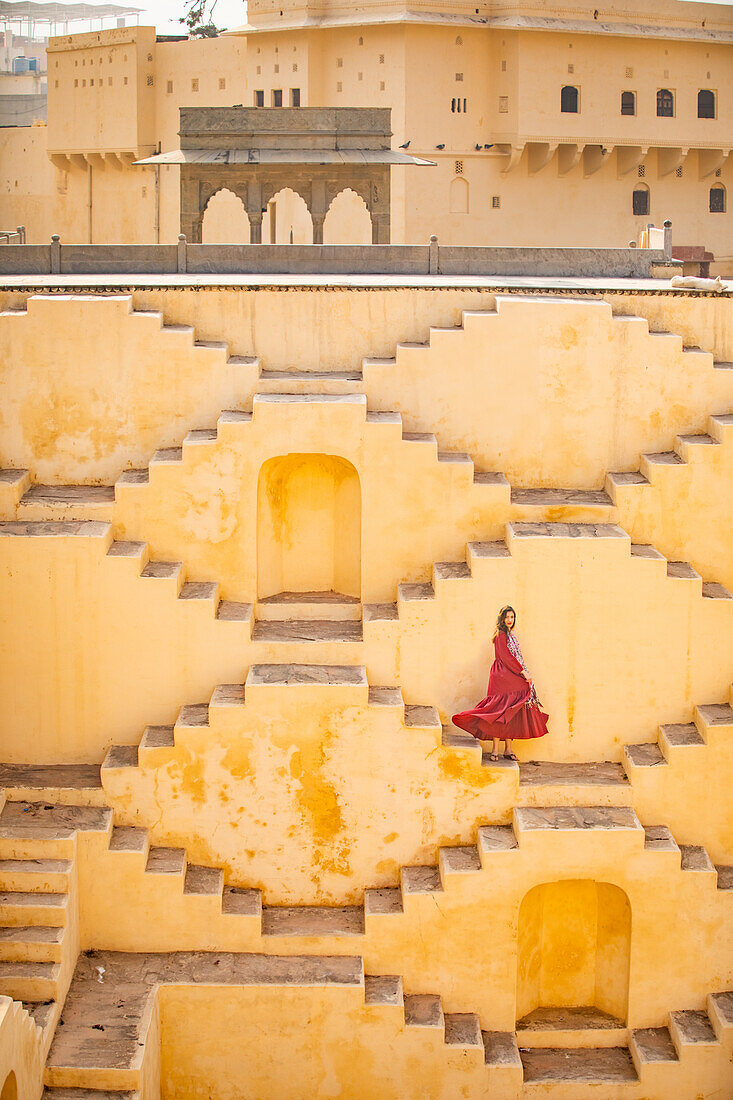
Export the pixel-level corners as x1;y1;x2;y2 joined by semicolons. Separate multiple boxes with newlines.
257;454;361;599
263;187;313;244
1;1072;17;1100
201;187;250;244
323;188;372;245
516;880;631;1025
450;175;469;214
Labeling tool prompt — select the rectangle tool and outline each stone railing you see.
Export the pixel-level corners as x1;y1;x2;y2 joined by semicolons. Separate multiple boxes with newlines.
0;231;674;279
0;226;26;245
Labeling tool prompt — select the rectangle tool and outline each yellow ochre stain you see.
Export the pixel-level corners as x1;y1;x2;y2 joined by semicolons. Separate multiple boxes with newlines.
438;752;497;789
290;717;351;879
222;740;253;781
168;751;207;806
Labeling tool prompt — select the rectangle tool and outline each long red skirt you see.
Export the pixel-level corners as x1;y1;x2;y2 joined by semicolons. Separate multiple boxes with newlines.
452;689;549;741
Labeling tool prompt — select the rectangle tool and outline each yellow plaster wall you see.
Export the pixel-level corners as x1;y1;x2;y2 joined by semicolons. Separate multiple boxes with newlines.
101;675;511;904
516;881;631;1021
2;285;733;374
257;453;361;598
0;295;258;483
363;295;733;487
625;723;733;866
158;984;488;1100
0;524;251;762
0;1001;43;1100
74;820;732;1030
1;520;732;763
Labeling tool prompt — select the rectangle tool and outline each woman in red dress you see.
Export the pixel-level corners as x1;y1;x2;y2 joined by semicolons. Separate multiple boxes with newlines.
452;605;548;762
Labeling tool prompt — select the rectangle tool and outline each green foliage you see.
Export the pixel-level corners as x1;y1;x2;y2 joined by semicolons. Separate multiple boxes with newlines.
180;0;222;35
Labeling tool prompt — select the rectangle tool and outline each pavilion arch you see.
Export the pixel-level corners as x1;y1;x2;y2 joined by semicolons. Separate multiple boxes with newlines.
262;187;314;244
0;1072;17;1100
323;188;372;245
516;880;631;1025
201;187;250;244
450;175;469;214
256;454;361;599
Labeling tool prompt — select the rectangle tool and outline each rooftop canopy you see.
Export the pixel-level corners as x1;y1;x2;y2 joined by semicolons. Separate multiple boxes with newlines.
0;0;141;24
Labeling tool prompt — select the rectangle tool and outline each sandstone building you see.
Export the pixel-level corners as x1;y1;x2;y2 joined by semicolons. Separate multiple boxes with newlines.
0;2;732;1098
0;0;731;266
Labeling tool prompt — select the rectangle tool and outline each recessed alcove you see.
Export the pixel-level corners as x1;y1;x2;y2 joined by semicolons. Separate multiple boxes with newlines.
516;880;631;1038
0;1072;17;1100
257;453;361;601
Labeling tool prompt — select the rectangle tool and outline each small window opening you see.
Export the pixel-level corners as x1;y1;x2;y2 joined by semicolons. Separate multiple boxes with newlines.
561;85;579;113
290;87;300;106
657;88;674;117
254;89;264;106
632;186;650;216
698;89;715;118
272;88;283;107
621;91;635;115
710;185;726;213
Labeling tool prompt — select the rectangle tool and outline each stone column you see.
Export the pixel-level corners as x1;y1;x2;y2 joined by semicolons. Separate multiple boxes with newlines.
248;211;264;244
369;168;391;243
246;179;264;244
180;174;202;243
310;179;327;246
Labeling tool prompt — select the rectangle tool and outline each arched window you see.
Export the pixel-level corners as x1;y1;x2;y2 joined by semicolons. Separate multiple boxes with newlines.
657;88;674;117
561;85;579;113
698;89;715;118
632;185;650;216
710;184;726;213
620;91;635;116
450;175;469;214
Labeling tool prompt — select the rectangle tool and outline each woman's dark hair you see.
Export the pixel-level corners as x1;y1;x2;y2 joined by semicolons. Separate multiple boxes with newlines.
492;605;516;640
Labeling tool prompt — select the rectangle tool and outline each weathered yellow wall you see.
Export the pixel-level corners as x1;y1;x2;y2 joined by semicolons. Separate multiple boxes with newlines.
516;881;631;1021
159;984;488;1100
72;817;732;1029
0;295;258;483
2;511;731;764
0;284;731;1098
257;453;361;598
0;1001;44;1100
101;672;510;903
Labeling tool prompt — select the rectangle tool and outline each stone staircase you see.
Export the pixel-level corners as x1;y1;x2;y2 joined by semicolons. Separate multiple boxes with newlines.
0;802;111;1057
1;791;727;954
36;947;733;1098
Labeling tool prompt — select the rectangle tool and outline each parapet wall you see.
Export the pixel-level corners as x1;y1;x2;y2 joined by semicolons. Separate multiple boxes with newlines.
0;241;670;278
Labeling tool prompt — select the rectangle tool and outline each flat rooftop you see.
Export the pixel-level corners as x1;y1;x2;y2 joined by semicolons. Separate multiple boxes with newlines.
0;273;717;295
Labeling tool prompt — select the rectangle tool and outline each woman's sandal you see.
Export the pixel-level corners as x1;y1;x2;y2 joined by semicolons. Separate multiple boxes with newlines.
504;751;518;761
488;752;499;762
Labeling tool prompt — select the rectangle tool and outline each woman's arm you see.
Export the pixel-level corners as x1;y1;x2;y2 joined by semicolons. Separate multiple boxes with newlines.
495;631;528;677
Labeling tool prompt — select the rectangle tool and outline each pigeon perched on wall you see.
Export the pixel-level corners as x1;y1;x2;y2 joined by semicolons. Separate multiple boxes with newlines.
399;140;411;148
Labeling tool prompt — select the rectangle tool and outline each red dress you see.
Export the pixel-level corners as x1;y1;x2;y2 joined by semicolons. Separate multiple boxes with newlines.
451;630;549;742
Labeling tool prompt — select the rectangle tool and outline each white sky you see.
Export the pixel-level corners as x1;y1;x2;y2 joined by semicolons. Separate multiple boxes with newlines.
134;0;245;34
